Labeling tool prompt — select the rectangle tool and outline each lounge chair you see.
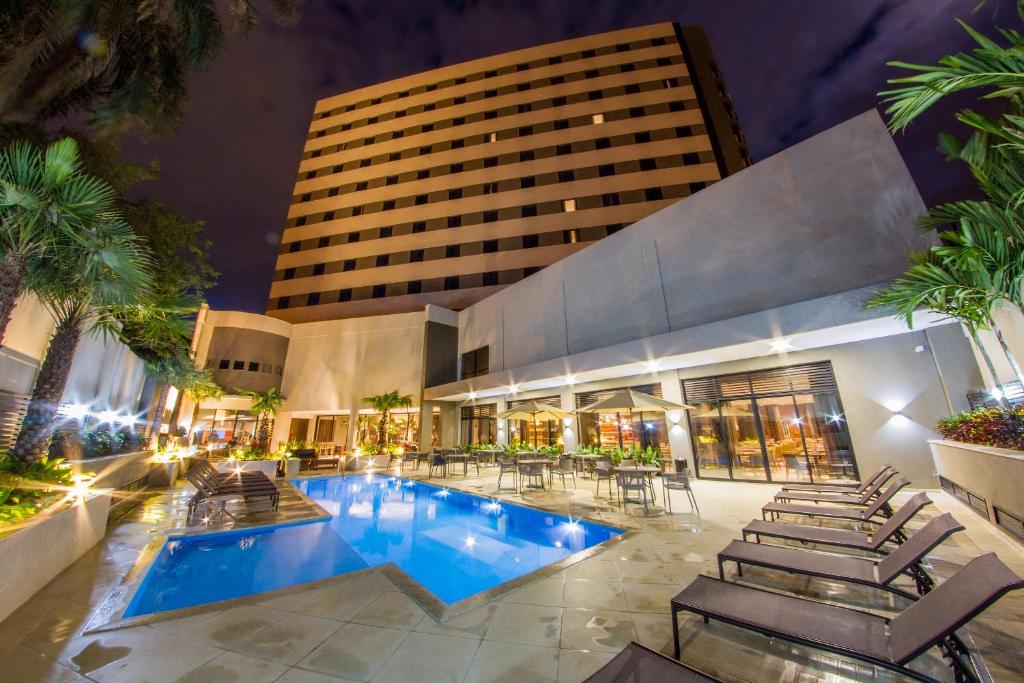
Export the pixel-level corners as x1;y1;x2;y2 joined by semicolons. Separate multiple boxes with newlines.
671;552;1024;682
780;464;892;494
742;492;932;552
773;467;896;505
719;513;964;600
185;464;279;522
584;641;721;682
762;478;908;523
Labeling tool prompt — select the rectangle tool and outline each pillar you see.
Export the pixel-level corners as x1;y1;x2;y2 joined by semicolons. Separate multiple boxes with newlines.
559;388;578;453
659;370;694;470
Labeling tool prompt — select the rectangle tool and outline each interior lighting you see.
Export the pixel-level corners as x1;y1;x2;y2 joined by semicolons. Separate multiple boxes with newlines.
826;413;845;424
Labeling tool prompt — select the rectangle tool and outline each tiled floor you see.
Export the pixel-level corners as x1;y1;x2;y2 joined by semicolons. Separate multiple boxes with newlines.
2;466;1023;682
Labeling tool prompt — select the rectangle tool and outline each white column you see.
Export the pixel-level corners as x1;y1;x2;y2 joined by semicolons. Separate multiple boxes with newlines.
345;406;360;452
495;396;508;446
659;370;694;470
559;388;578;452
419;401;434;451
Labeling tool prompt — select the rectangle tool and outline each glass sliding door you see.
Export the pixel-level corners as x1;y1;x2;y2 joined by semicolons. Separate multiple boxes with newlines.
683;362;856;483
575;384;671;457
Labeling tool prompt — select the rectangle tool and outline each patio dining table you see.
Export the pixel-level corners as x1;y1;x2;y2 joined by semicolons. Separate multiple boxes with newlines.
443;452;471;476
614;465;661;501
571;453;602;477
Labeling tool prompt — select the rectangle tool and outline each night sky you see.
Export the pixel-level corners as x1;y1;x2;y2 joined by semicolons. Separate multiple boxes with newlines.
117;0;1013;312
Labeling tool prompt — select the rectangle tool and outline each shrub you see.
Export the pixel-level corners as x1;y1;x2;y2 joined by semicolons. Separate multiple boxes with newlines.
936;407;1024;450
0;453;73;526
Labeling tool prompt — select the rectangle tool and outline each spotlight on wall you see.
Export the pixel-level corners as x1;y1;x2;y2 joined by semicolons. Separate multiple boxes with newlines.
563;375;576;386
97;409;118;424
769;338;794;353
507;384;519;394
467;391;477;400
826;413;845;424
59;403;90;421
645;360;660;373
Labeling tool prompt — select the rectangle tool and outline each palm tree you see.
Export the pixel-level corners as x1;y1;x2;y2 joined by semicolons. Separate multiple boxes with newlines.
143;353;198;448
11;217;152;463
0;1;298;134
0;137;118;345
242;387;284;454
182;372;224;443
867;251;1012;407
363;390;414;447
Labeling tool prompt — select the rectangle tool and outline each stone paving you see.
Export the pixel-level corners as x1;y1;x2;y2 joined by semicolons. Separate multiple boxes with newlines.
1;464;1023;682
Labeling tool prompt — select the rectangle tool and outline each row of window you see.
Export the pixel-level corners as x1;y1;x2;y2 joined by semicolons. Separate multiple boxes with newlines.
291;151;708;236
293;112;705;205
282;182;699;259
271;265;545;310
313;35;676;121
303;70;686;162
276;222;625;282
209;359;284;375
307;54;684;145
288;124;704;228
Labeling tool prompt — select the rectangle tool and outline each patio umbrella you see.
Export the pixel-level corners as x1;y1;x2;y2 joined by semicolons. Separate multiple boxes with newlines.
497;400;573;448
577;389;693;449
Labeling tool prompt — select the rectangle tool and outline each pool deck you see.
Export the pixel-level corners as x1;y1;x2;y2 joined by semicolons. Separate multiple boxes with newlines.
1;466;1023;682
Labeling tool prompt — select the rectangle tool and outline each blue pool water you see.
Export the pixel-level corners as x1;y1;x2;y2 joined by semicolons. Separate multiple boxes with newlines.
125;475;622;617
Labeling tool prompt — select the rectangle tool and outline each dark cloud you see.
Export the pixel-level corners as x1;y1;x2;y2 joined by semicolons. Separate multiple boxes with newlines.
114;0;1014;312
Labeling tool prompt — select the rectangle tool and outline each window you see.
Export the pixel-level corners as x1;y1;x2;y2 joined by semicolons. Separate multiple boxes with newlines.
412;221;426;233
524;266;541;276
562;198;576;212
312;263;325;276
448;215;462;228
415;194;428;205
347;232;360;244
328;187;339;197
488;132;497;142
450;162;464;173
682;152;700;165
629;107;644;118
592;113;604;124
520;176;535;189
339;288;352;302
552;96;567;106
410;249;424;262
644;187;664;201
523;234;539;248
558;170;574;183
639;158;656;171
564;228;579;244
407;280;422;294
376;254;390;267
460;346;489;379
598;164;614;177
351;205;363;216
602;193;620;207
381;200;395;211
386;175;398;185
521;204;537;217
417;170;429;180
444;276;459;290
446;244;460;258
556;144;571;156
343;259;356;271
519;150;534;162
301;193;311;202
554;119;569;130
484;157;498;168
595;137;610;149
289;242;301;253
283;268;296;280
318;236;330;248
460;403;497;445
379;226;393;238
452;139;464;149
517;103;531;114
483;182;497;194
483;210;498;223
277;296;290;309
634;131;651;144
295;216;306;227
448;188;463;200
483;271;498;286
518;125;533;137
232;360;245;370
372;284;386;298
588;90;603;101
306;292;320;306
218;359;230;369
483;240;498;253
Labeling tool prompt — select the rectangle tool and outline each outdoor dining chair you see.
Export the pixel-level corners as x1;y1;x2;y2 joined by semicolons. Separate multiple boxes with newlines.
617;470;650;514
662;471;699;514
594;457;617;501
518;460;545;492
428;452;446;477
548;456;576;489
497;455;518;490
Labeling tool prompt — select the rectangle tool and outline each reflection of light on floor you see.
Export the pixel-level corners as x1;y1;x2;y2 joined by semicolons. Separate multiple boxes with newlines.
347;501;372;518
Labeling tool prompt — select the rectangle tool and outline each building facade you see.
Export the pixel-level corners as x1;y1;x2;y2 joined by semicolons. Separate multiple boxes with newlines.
268;23;749;323
186;111;993;487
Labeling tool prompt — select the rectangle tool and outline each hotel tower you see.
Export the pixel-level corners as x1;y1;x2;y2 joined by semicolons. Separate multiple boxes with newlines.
267;23;749;323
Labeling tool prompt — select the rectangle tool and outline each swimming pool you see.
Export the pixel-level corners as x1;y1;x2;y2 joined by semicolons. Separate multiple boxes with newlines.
124;474;622;618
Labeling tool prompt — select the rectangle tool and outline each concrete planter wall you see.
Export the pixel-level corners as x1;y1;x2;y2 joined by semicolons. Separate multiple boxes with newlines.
0;492;111;622
215;459;279;478
929;439;1024;529
147;461;180;487
65;450;152;489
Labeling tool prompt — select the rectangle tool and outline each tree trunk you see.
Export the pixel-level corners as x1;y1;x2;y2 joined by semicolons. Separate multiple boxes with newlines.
256;412;271;452
378;410;389;446
0;252;27;348
970;328;1012;409
147;382;171;449
167;388;184;436
11;319;82;464
993;324;1024;389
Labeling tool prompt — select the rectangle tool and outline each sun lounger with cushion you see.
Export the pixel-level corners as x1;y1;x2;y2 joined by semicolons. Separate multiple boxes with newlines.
584;641;721;682
719;513;964;599
762;478;908;523
742;492;932;552
671;552;1024;682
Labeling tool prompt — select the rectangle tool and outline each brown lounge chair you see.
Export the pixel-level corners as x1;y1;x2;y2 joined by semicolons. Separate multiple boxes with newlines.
742;492;932;552
780;464;892;494
719;513;964;599
584;641;721;682
671;552;1024;682
762;478;908;523
773;468;897;505
186;462;280;522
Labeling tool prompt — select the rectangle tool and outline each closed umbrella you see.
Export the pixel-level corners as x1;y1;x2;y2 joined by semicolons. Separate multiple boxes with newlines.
497;400;573;448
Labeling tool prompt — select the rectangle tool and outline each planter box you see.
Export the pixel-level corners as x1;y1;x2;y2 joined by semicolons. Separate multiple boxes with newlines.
147;461;180;487
215;459;279;478
0;492;111;622
285;458;300;477
929;439;1024;538
65;450;152;489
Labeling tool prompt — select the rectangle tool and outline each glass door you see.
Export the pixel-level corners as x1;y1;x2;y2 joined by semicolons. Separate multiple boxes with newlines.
756;396;812;483
690;402;732;478
720;399;767;481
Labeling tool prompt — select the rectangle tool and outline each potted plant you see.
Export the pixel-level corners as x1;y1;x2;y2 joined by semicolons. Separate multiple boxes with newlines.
148;446;182;486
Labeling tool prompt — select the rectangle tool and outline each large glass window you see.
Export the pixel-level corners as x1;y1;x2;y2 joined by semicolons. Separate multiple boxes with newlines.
575;384;671;456
506;396;561;447
683;362;856;483
355;411;419;448
461;404;496;445
460;346;489;379
314;415;350;450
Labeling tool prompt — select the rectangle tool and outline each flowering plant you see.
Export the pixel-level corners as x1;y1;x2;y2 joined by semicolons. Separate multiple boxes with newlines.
936;407;1024;450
